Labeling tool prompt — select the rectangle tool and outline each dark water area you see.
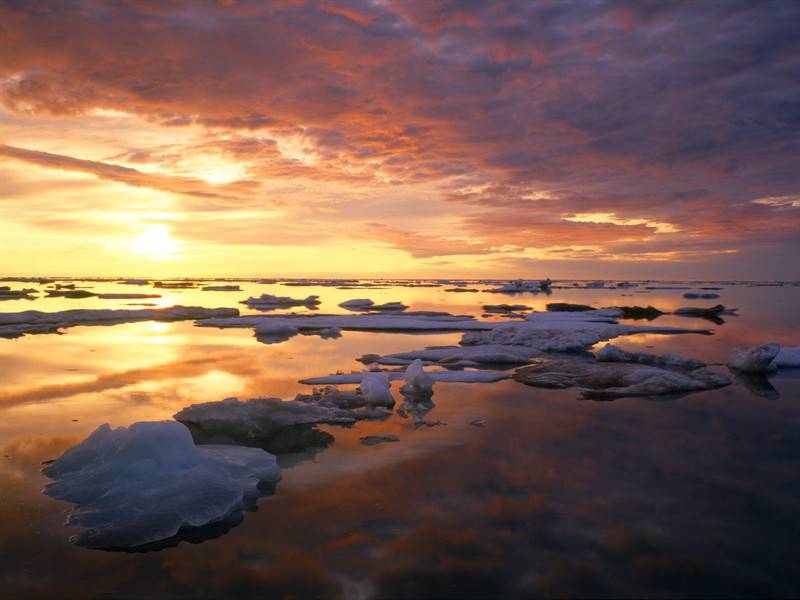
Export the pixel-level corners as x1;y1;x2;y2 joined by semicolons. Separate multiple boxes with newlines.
0;279;799;598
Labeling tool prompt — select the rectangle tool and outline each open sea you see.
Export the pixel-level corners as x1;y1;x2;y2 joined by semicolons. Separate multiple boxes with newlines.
1;278;798;599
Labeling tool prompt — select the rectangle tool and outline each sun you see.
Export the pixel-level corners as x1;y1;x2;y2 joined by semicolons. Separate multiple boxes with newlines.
129;224;182;260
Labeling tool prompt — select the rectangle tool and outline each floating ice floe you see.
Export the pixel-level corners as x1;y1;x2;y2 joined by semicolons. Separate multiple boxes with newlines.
202;285;241;292
96;293;161;299
299;369;510;385
42;421;280;549
514;357;731;399
46;289;97;298
118;279;149;286
360;435;399;446
774;347;800;368
546;303;595;312
485;279;545;293
175;397;359;453
729;342;780;373
594;344;706;369
460;309;711;354
0;286;37;300
242;293;321;311
683;292;720;299
198;312;487;333
338;299;407;312
0;305;239;338
154;281;195;289
371;344;536;366
253;322;300;344
339;298;375;310
673;305;737;323
483;304;531;313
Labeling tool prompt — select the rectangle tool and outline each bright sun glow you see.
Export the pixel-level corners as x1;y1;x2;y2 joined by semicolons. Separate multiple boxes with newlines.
129;224;182;260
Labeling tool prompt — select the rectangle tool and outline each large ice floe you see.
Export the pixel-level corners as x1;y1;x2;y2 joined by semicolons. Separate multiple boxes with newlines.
459;309;711;354
299;370;510;385
595;344;706;369
174;390;396;454
0;306;239;338
241;293;320;311
198;308;710;349
197;312;487;334
42;421;280;549
175;397;357;453
514;357;731;399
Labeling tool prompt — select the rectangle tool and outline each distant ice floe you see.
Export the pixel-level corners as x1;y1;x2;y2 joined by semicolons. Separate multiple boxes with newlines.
153;281;196;289
202;285;241;292
485;278;551;293
42;421;280;549
96;293;161;300
241;293;320;311
0;286;37;301
338;299;408;312
0;306;238;338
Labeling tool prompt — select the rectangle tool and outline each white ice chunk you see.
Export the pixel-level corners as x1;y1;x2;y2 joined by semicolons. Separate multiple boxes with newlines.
42;421;280;549
729;342;780;373
403;359;434;394
359;371;394;406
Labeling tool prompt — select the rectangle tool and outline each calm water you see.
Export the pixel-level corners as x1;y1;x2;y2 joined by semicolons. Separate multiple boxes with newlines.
1;279;799;598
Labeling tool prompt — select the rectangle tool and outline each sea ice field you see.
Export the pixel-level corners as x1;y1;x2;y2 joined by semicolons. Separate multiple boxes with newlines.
1;277;799;598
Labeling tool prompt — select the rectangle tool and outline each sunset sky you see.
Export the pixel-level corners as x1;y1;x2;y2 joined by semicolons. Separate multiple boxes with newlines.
1;0;798;279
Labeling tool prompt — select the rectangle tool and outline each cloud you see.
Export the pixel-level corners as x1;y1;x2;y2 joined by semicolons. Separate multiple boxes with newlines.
0;144;253;200
0;0;798;275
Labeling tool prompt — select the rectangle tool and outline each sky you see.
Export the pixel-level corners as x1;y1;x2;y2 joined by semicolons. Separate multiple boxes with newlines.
0;0;798;279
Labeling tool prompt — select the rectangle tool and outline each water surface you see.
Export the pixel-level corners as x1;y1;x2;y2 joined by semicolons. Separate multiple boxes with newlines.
1;279;798;598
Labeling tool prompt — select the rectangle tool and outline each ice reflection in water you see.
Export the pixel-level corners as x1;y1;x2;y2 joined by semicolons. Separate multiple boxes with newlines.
0;280;798;597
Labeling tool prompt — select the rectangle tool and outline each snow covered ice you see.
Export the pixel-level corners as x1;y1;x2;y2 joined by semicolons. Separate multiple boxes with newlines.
42;421;281;549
